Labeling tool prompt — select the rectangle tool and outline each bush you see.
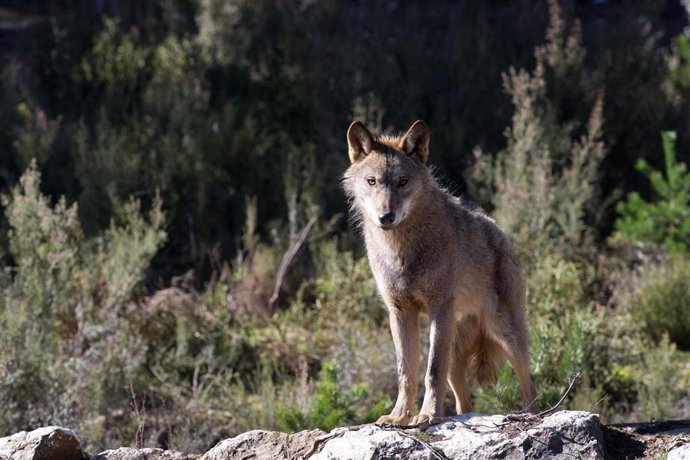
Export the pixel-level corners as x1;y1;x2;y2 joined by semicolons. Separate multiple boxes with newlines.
466;1;608;412
633;334;687;420
467;1;688;420
615;131;690;254
632;255;690;350
469;0;605;266
276;360;390;432
0;163;166;450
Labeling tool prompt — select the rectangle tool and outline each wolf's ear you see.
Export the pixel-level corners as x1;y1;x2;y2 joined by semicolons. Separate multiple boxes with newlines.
347;121;374;163
401;120;430;164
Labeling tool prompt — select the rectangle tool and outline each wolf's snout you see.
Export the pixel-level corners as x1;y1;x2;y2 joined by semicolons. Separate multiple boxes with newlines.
378;212;396;226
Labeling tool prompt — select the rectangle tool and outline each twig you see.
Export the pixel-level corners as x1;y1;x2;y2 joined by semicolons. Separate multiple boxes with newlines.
590;393;608;413
537;372;582;418
377;417;449;431
491;372;583;428
300;433;337;459
268;216;316;310
393;430;450;460
300;424;369;459
129;379;146;449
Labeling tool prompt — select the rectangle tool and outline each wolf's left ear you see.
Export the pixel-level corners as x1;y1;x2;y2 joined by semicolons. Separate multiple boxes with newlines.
347;121;374;163
401;120;430;164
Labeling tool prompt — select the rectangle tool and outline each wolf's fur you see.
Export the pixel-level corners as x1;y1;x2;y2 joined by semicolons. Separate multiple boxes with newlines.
343;120;537;425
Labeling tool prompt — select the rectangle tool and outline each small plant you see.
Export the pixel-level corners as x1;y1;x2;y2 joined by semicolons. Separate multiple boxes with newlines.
616;131;690;253
276;360;390;432
665;34;690;106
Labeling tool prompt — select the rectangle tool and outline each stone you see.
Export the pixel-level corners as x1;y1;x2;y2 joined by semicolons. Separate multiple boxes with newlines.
202;410;605;459
668;443;690;460
314;411;604;459
0;426;87;460
90;447;193;460
200;429;324;460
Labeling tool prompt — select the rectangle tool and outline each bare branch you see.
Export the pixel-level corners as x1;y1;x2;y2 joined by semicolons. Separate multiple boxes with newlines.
268;216;316;310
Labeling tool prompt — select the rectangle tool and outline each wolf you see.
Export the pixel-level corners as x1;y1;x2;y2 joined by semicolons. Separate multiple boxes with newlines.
342;120;537;425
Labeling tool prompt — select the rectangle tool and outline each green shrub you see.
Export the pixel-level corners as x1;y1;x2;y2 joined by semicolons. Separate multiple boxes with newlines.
615;131;690;253
276;360;390;432
632;255;690;349
633;334;686;420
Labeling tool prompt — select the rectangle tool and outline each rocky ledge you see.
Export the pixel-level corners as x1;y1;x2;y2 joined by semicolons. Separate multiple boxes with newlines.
1;411;689;459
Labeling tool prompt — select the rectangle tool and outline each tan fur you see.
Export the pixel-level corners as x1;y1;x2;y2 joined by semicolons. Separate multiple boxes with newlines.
343;120;537;425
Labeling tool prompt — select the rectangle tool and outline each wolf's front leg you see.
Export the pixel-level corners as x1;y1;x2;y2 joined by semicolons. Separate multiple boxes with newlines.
376;306;420;426
411;304;455;425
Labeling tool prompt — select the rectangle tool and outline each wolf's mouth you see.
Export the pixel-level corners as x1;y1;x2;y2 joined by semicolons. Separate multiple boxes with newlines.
377;221;397;230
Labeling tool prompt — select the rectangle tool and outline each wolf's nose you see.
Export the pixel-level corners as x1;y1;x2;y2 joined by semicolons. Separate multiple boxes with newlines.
378;212;396;225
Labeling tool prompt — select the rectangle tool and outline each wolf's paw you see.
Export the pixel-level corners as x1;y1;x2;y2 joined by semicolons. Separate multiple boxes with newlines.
409;411;436;426
376;413;412;426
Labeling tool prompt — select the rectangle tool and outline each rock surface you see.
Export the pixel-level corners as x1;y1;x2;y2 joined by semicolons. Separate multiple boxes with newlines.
0;426;87;460
91;447;193;460
1;411;688;459
201;411;604;459
200;429;324;460
669;443;690;460
309;411;603;460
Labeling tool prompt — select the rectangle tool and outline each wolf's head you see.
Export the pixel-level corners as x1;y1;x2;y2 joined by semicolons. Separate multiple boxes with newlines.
342;120;431;230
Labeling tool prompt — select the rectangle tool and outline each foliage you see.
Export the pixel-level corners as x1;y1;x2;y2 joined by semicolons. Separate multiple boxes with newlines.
0;164;166;449
469;0;605;266
633;334;687;420
276;360;390;432
631;255;690;350
665;34;690;106
468;1;688;420
615;131;690;253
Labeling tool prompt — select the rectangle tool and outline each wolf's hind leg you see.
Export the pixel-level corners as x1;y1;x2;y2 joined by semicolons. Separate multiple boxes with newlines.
448;319;476;413
448;354;472;414
376;306;420;426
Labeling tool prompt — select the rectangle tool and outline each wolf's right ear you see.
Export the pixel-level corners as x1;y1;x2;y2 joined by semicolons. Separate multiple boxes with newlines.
347;121;374;163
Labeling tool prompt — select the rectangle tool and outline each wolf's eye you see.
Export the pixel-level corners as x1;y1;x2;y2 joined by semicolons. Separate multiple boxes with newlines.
398;177;408;187
366;177;376;186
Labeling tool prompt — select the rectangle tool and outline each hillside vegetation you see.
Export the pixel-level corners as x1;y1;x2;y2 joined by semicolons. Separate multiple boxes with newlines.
0;0;689;454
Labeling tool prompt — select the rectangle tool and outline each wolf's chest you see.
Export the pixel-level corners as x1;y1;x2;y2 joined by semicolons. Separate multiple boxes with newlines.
369;250;430;307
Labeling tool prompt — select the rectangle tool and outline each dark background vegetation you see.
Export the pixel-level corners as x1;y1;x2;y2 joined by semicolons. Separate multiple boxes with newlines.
0;0;688;455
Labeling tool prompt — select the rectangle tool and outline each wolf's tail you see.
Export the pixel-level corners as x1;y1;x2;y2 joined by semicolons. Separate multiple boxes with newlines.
466;334;503;387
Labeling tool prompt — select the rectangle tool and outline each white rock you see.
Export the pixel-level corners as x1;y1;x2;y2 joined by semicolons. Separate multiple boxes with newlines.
312;411;605;460
90;446;192;460
669;443;690;460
